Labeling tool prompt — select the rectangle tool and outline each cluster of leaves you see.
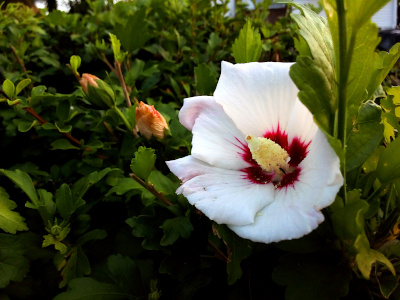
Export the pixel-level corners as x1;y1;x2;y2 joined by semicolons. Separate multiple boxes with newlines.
0;0;301;299
2;0;400;298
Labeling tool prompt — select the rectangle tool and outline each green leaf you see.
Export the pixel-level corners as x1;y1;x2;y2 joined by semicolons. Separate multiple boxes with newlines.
70;55;81;75
106;178;144;196
15;79;31;96
51;139;80;150
289;4;335;133
194;63;217;96
3;79;15;99
346;100;384;171
42;225;70;254
0;233;30;288
109;33;126;63
130;147;156;181
17;120;39;132
232;20;262;63
55;183;73;220
355;234;395;279
114;7;151;53
126;214;162;250
106;254;144;295
0;187;28;234
57;100;71;122
53;277;129;300
382;87;400;143
147;170;177;196
377;274;400;299
213;224;252;285
272;253;351;300
331;190;394;279
0;169;40;209
377;136;400;183
160;216;193;246
71;168;115;200
75;229;107;246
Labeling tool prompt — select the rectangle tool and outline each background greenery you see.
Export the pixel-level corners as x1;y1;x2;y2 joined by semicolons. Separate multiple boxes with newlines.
0;0;400;299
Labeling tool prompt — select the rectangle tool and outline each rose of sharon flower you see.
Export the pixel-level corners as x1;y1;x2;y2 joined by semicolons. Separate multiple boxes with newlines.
166;61;343;244
135;102;169;140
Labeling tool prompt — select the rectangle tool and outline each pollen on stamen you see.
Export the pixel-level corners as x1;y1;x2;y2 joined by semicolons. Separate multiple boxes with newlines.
246;135;290;173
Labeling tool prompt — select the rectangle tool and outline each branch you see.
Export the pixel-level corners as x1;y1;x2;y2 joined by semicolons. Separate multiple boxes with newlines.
115;61;136;107
10;44;28;73
129;173;173;206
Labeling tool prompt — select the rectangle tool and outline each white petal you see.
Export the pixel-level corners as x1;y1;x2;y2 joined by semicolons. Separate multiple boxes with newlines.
297;130;343;209
214;61;298;137
229;130;343;243
229;190;325;243
168;156;275;226
179;96;249;170
286;99;318;145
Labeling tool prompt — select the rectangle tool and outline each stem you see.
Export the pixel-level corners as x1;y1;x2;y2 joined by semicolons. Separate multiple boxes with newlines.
114;106;133;133
101;53;117;75
23;106;85;149
66;64;81;82
115;61;136;107
336;0;356;205
10;44;28;73
129;173;173;206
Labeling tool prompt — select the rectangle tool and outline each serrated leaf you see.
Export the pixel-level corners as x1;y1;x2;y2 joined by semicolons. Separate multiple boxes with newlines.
0;233;30;288
289;4;335;133
232;20;262;63
15;79;31;96
42;225;70;254
130;147;156;181
377;136;400;183
114;7;151;53
194;63;217;95
53;277;129;300
106;254;143;295
331;190;394;279
51;139;80;150
346;101;384;171
160;216;193;246
213;223;252;285
109;33;126;63
2;79;15;99
0;187;28;234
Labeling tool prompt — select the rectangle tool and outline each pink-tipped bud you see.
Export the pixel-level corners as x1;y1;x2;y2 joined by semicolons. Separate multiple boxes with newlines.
80;73;99;94
135;102;169;140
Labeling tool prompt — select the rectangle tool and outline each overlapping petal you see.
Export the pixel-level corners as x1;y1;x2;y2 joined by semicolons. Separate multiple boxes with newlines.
228;131;343;243
167;156;275;226
167;61;343;244
214;61;298;137
179;96;249;170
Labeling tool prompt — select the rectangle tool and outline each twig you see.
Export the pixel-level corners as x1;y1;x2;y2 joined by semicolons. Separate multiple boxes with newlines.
207;240;229;262
23;106;89;150
10;44;27;73
129;173;172;206
115;61;136;107
101;53;117;75
66;64;81;82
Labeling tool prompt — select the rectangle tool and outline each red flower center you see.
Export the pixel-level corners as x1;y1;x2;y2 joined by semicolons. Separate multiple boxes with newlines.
237;125;310;189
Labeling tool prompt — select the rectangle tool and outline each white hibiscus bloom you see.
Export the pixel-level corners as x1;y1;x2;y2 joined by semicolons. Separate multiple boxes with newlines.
167;61;343;244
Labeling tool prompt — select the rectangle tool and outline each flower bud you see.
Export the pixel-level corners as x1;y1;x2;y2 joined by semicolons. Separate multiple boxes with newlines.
79;73;116;109
135;102;169;140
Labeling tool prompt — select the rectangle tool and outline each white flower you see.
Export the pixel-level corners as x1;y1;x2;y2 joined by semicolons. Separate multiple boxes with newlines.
167;61;343;244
